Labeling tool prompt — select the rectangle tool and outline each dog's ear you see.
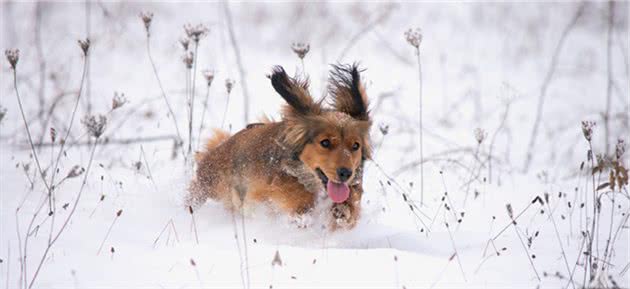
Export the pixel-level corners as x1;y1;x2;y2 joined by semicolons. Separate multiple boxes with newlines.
329;63;369;121
270;66;320;116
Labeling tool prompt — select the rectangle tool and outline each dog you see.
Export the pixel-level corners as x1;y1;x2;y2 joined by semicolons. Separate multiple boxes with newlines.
187;64;371;230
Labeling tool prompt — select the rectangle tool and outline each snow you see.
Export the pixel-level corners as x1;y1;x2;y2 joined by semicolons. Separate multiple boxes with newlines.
1;2;629;289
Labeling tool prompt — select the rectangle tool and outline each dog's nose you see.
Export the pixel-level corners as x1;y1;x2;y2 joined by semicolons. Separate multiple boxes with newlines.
336;167;352;182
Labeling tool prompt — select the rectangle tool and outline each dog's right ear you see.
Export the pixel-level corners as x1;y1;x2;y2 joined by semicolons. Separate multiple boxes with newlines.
270;66;320;116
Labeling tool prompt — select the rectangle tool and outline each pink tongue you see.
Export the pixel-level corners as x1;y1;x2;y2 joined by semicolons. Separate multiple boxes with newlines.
327;181;350;203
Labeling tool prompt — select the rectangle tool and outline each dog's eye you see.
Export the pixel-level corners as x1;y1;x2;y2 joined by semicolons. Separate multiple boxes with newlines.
320;139;331;148
352;142;360;151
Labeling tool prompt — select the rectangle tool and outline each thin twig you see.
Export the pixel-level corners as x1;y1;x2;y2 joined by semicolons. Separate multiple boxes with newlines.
145;31;184;156
97;210;123;255
545;198;576;289
28;137;100;289
523;3;584;172
445;222;467;282
223;2;251;124
197;83;212;150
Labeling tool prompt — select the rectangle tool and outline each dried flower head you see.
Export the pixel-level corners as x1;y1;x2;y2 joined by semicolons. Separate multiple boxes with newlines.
5;49;19;69
179;36;190;51
112;92;128;110
581;121;595;142
0;105;7;124
225;78;235;94
506;203;514;219
82;114;107;138
379;124;389;136
184;23;209;43
203;69;215;86
615;139;625;160
78;38;90;56
182;51;194;69
474;128;487;144
405;28;422;49
66;165;85;179
139;12;153;35
291;42;310;59
50;127;57;143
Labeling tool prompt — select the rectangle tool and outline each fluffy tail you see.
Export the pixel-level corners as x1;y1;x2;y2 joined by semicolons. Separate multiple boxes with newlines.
188;129;231;208
194;129;231;163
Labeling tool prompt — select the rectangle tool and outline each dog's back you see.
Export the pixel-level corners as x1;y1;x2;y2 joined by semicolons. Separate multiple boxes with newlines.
188;122;290;209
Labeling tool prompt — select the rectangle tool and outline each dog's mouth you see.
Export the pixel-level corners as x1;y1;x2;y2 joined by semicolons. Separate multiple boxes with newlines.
315;168;350;204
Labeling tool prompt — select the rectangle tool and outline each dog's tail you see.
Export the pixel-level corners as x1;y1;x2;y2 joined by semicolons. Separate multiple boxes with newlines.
194;129;231;163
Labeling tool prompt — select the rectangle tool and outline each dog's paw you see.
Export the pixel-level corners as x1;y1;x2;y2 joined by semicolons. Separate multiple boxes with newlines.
331;203;354;229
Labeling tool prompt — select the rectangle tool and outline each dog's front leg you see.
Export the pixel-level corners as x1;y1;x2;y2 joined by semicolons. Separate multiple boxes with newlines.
329;184;362;230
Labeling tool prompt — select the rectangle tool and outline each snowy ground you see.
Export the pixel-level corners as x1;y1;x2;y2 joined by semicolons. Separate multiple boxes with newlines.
1;2;629;289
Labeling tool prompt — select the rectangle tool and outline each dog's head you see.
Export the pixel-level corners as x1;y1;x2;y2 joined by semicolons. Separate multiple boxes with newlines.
270;64;371;203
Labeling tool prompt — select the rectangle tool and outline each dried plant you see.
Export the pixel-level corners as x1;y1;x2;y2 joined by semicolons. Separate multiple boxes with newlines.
5;48;19;69
197;69;216;149
615;139;625;160
474;128;487;145
82;114;107;138
0;105;6;124
141;16;184;158
66;165;85;179
203;70;215;87
291;42;310;72
182;51;194;69
225;78;235;94
78;38;90;56
139;11;153;36
405;27;425;205
184;23;209;43
222;78;236;129
111;92;127;110
291;42;310;59
404;28;422;49
179;36;190;51
581;121;595;142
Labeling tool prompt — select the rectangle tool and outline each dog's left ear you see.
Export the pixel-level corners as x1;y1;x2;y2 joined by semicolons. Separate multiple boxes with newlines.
329;63;369;121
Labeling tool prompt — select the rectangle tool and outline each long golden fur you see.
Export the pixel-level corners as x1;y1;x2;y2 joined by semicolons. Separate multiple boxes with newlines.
188;64;371;230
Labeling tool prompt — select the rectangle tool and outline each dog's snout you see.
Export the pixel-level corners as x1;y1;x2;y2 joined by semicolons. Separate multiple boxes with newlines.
336;167;352;182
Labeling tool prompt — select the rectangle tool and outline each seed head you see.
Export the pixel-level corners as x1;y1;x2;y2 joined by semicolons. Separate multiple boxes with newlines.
203;70;215;87
5;49;19;69
82;114;107;138
581;121;595;142
225;78;235;94
474;128;487;145
615;139;625;160
184;23;209;43
179;36;190;51
66;165;85;179
139;12;153;35
182;51;194;69
112;92;127;110
0;105;7;124
291;42;310;59
404;28;422;49
506;203;514;219
379;124;389;136
50;127;57;143
78;38;90;56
